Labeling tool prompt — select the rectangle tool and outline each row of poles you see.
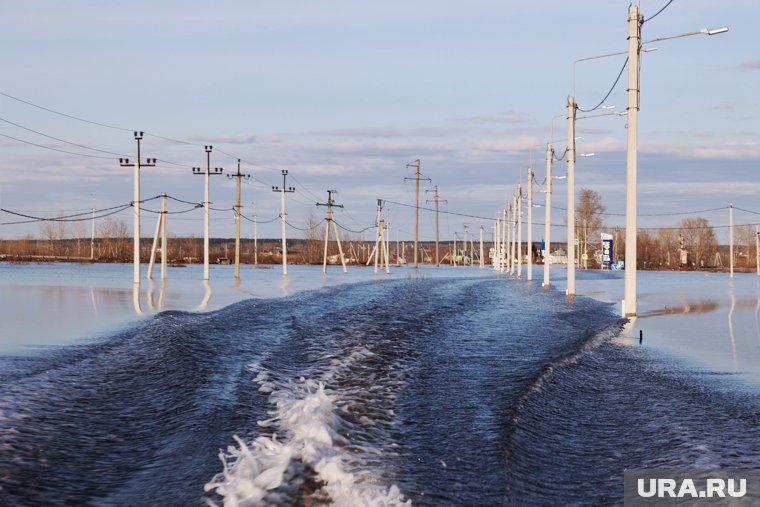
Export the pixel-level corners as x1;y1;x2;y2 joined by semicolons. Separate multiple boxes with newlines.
503;4;728;317
121;133;355;284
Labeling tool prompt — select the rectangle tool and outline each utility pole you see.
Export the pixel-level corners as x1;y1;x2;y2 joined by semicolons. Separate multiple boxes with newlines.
527;168;533;281
479;224;484;269
493;218;498;270
507;202;515;276
192;145;223;281
517;185;523;278
147;192;168;281
623;3;641;315
119;131;156;284
272;170;295;276
227;159;250;280
426;185;446;266
373;199;383;273
501;207;508;273
567;96;577;296
405;159;429;268
252;203;258;265
463;224;470;265
317;189;348;273
543;144;553;287
90;208;95;261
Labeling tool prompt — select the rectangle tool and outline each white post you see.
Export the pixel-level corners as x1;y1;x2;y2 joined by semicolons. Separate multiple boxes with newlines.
161;192;167;280
384;222;391;274
332;219;348;273
527;168;533;280
494;218;500;270
729;203;734;278
253;206;258;265
234;161;242;280
90;207;95;261
567;95;576;296
501;208;507;273
492;222;497;269
517;185;523;278
543;144;553;287
623;3;641;316
204;166;211;280
280;183;287;276
374;200;382;274
479;224;484;269
508;202;515;276
322;205;331;274
133;160;140;284
147;207;162;280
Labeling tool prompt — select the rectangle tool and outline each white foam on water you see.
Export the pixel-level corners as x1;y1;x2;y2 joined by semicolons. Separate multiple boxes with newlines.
205;356;410;506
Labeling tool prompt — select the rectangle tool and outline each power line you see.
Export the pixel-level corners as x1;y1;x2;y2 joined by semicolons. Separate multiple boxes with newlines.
643;0;676;23
383;199;496;222
0;117;130;157
0;91;132;132
576;57;629;113
0;132;117;160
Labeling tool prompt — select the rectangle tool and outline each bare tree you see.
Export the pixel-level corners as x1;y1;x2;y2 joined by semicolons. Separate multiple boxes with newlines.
39;214;67;256
302;210;324;264
679;217;718;268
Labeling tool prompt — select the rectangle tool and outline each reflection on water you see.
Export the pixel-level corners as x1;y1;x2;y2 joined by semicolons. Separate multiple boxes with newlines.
728;282;738;366
195;281;213;311
637;300;720;317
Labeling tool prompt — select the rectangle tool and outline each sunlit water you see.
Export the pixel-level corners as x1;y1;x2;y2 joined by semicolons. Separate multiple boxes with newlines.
3;262;760;505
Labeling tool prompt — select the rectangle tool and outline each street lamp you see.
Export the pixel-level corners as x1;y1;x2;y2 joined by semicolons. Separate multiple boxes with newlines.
623;3;727;317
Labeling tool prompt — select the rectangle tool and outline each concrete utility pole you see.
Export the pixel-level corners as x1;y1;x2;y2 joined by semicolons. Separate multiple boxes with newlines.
147;192;168;281
491;220;499;271
405;159;429;268
372;199;384;273
227;159;250;280
527;168;533;280
120;131;156;284
252;203;258;265
623;4;641;315
463;224;470;265
90;208;95;261
508;202;515;276
272;170;295;276
192;145;223;281
426;185;446;266
479;224;484;269
566;97;577;296
543;144;554;287
621;6;727;315
517;185;523;278
317;190;348;273
501;208;508;273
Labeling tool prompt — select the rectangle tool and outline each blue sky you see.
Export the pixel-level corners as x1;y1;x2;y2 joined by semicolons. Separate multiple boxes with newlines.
0;1;757;243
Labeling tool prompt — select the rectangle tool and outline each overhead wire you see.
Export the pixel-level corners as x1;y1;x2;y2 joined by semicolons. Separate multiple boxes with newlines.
576;57;629;113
